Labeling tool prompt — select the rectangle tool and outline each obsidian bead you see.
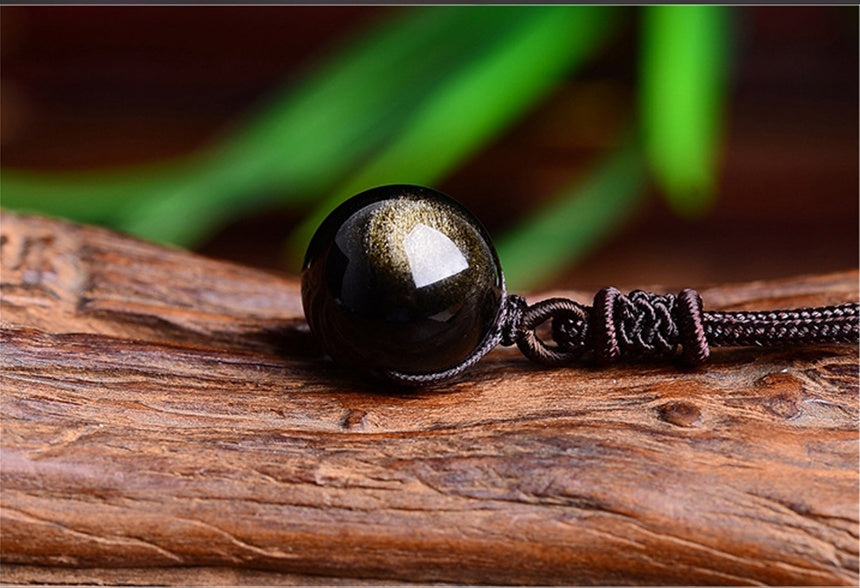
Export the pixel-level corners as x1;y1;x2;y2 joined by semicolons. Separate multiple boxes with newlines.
301;184;503;378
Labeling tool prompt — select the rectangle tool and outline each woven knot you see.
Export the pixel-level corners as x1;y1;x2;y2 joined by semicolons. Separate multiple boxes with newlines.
590;288;679;363
516;288;709;367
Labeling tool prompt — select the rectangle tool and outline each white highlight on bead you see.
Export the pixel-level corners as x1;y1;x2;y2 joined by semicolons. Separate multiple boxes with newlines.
403;223;468;288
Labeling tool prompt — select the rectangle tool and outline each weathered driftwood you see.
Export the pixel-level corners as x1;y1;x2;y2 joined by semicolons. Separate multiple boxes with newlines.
1;211;857;586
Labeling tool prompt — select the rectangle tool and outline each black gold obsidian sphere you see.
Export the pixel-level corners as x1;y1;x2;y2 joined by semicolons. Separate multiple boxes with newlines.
301;185;504;378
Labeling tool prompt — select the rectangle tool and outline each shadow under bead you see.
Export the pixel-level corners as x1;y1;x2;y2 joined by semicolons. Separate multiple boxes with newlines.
301;185;503;379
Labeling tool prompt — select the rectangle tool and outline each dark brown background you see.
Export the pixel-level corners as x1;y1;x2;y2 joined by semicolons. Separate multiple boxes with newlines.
2;6;857;291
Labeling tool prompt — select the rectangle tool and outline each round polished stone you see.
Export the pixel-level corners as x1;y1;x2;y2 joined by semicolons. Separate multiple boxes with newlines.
301;184;503;378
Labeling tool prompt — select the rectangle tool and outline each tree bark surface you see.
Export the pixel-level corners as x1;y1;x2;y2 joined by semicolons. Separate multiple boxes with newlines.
1;212;858;585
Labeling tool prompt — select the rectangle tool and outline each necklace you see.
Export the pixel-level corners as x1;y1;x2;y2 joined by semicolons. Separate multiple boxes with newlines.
301;185;858;385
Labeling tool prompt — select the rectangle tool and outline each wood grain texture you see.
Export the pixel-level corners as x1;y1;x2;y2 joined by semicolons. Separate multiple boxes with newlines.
1;211;858;585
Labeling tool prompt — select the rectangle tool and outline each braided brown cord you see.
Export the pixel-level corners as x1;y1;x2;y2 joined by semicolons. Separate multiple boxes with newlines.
704;305;859;347
507;288;859;367
383;289;858;385
677;289;710;364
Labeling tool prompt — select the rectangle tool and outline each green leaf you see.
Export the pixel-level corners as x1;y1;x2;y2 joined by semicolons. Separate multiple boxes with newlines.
288;6;620;264
496;140;647;291
117;7;540;245
2;7;535;245
0;164;187;225
640;6;731;216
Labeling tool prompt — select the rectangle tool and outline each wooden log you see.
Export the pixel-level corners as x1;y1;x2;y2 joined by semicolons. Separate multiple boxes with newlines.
1;211;857;585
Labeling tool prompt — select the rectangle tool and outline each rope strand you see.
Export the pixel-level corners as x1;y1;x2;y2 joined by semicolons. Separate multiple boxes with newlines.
504;289;859;367
384;288;857;385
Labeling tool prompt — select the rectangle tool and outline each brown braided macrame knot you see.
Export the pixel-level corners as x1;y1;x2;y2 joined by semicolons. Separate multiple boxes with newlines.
676;289;710;365
591;288;683;364
515;288;711;367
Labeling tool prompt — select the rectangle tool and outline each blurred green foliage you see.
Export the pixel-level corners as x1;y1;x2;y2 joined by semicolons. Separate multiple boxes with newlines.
0;6;731;291
497;140;646;289
641;6;730;216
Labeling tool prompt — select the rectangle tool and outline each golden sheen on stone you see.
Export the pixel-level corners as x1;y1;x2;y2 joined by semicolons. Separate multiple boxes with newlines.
301;185;503;378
